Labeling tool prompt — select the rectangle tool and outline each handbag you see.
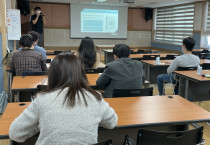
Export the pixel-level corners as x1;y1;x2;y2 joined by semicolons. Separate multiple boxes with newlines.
123;135;135;145
0;91;9;114
2;49;14;67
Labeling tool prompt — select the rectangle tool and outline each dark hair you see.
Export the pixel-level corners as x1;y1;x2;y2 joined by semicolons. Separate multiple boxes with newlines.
78;37;96;69
34;7;41;11
182;37;195;51
19;34;33;48
113;44;131;58
42;53;101;107
27;31;39;42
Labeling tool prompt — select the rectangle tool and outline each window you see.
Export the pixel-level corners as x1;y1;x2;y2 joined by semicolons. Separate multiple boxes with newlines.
155;4;195;45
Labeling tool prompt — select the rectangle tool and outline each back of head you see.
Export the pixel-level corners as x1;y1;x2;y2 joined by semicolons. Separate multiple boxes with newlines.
78;37;96;69
113;44;131;58
183;37;195;51
46;52;101;106
19;34;33;49
27;31;39;42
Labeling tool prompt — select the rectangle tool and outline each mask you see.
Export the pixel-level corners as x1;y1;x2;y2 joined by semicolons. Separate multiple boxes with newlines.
37;11;41;14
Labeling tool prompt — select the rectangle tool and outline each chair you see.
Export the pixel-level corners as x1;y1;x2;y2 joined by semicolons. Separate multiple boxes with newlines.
85;68;105;74
37;85;47;92
46;59;52;63
165;55;177;60
192;51;202;58
113;87;153;98
130;50;134;54
201;63;210;70
54;51;63;55
162;66;197;95
201;49;210;53
142;55;160;60
177;66;197;71
137;50;145;54
201;53;210;59
22;71;48;76
93;139;112;145
136;126;204;145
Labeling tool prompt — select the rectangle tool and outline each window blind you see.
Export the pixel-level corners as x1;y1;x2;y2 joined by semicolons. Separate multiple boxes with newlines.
155;4;195;45
207;2;210;33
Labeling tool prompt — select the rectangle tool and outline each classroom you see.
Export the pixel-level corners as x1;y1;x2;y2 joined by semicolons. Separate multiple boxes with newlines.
0;0;210;144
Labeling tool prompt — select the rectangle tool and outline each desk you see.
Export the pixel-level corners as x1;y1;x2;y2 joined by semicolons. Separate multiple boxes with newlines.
102;49;157;64
130;53;178;59
11;74;100;102
47;55;56;60
174;70;210;101
46;49;77;55
1;96;210;143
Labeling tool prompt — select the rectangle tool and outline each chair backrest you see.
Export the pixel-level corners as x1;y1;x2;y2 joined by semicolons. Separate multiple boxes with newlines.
85;67;105;74
202;49;210;53
136;126;204;145
201;63;210;70
142;55;160;60
165;55;177;60
201;53;210;59
177;66;197;71
37;85;47;92
46;59;52;63
113;87;153;98
137;50;145;54
130;50;134;54
192;51;202;58
22;71;48;76
54;51;63;55
93;139;112;145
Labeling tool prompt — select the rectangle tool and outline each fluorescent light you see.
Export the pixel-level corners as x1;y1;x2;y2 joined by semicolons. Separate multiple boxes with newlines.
97;0;107;2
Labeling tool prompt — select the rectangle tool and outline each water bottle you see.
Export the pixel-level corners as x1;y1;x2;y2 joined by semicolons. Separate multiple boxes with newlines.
197;65;202;76
156;56;160;65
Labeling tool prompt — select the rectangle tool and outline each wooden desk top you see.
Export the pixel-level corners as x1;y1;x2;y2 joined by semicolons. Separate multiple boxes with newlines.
192;49;203;52
96;45;138;49
141;60;173;66
130;53;178;58
47;55;56;60
1;95;210;137
174;70;210;82
11;74;100;91
46;50;77;53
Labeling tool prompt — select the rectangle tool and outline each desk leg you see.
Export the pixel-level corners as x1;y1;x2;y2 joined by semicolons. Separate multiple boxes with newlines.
8;72;10;94
178;77;181;96
147;66;150;81
10;140;14;145
185;79;189;100
17;92;20;102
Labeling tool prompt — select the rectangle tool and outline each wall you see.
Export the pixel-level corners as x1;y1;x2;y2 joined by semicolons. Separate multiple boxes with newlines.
151;2;204;53
21;3;152;48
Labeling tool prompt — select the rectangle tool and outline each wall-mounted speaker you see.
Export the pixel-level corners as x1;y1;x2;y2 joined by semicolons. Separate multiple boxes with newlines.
17;0;30;16
145;8;153;22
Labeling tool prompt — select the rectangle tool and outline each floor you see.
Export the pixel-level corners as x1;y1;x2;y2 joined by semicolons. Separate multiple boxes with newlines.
0;84;210;144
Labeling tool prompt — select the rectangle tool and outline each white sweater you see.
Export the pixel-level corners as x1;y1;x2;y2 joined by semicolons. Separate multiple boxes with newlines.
9;89;118;145
167;54;200;74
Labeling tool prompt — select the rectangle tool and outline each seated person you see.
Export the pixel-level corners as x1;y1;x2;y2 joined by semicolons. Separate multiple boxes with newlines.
9;53;118;145
18;31;47;59
96;44;145;98
77;37;103;69
10;34;47;76
157;37;200;95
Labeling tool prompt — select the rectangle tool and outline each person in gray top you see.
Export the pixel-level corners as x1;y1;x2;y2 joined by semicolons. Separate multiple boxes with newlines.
18;31;47;59
9;53;118;145
96;44;145;98
157;37;200;95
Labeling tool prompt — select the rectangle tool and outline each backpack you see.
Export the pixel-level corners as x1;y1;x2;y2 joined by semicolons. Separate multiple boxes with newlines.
0;91;9;114
2;49;14;67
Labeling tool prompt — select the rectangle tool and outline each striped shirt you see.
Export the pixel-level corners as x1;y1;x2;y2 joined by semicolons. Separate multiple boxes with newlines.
10;49;47;76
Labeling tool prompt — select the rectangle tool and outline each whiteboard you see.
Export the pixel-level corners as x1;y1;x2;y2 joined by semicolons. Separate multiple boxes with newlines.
7;9;21;40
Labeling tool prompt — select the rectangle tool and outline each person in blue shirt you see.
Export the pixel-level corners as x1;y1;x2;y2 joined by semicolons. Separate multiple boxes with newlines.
19;31;47;59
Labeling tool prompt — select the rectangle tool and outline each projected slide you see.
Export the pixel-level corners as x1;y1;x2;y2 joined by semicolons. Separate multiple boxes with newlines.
81;9;118;33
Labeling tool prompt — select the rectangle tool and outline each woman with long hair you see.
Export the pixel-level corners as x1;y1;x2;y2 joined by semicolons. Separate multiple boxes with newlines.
78;37;100;69
9;53;118;145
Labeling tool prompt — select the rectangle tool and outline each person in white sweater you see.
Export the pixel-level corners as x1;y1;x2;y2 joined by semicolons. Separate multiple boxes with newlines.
9;53;118;145
157;37;200;95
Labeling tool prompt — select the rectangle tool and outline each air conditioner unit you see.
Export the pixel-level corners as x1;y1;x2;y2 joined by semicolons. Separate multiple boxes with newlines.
122;0;135;3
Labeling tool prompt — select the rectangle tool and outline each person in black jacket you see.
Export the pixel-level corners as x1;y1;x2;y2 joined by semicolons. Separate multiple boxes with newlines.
31;7;46;47
96;44;145;98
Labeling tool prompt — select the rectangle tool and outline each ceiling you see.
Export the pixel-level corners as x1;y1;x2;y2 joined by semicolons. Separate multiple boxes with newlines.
29;0;206;8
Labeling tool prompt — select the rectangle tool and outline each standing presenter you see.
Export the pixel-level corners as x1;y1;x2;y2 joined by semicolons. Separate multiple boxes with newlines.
31;7;46;47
